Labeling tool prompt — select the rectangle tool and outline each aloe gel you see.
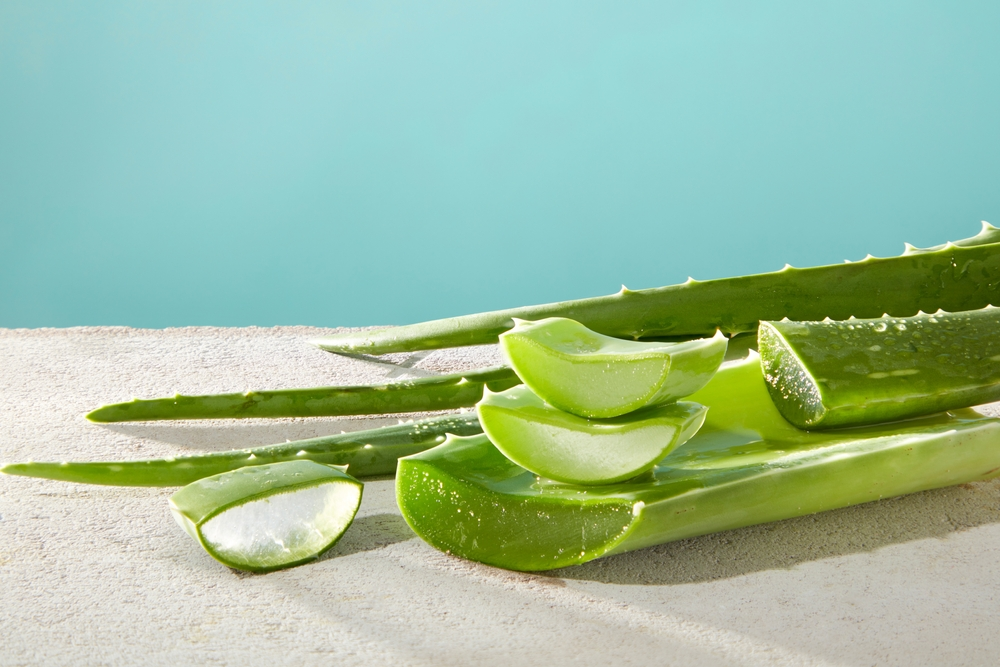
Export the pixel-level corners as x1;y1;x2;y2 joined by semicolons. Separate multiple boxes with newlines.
499;317;726;418
759;307;1000;429
477;385;707;485
170;461;363;572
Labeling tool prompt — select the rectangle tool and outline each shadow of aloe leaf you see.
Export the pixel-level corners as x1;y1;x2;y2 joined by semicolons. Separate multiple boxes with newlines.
95;416;415;451
553;480;1000;585
320;513;416;560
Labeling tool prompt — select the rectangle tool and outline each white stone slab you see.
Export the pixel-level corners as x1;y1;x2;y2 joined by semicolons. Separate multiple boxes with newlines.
2;327;999;666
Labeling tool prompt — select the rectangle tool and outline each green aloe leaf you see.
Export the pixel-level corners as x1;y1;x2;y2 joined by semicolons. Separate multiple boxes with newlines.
1;413;482;486
86;366;520;422
477;384;706;485
397;355;1000;571
170;461;362;573
500;317;726;418
314;223;1000;354
759;306;1000;429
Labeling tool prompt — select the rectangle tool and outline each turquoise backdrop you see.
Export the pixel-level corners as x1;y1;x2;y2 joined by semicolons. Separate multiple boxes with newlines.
2;2;999;328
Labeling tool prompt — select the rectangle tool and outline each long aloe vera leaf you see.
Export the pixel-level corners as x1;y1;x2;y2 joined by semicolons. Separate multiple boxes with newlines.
500;318;727;418
85;366;520;423
477;385;707;485
1;413;482;486
315;223;1000;354
396;355;1000;571
171;461;363;572
759;306;1000;429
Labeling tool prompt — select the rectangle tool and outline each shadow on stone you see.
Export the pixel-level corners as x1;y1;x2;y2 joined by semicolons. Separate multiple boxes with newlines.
96;416;415;451
552;480;1000;586
319;513;416;560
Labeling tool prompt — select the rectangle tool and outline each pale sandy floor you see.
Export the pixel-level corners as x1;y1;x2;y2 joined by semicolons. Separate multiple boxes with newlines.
2;327;999;666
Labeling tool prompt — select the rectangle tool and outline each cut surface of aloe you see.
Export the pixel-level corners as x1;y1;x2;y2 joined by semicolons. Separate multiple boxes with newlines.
500;318;727;418
477;385;707;485
170;461;362;572
759;307;1000;429
397;355;1000;571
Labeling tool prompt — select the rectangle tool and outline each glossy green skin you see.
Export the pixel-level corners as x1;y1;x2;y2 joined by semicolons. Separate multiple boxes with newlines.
314;224;1000;354
86;366;520;422
760;307;1000;429
170;461;361;573
501;318;726;418
477;385;707;485
397;355;1000;571
1;413;482;486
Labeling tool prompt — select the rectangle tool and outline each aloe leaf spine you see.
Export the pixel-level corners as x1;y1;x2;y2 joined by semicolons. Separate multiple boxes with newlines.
315;223;1000;354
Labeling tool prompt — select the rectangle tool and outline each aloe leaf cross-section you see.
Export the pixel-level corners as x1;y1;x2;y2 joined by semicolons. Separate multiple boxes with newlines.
477;385;707;485
170;461;363;573
759;306;1000;429
499;317;726;418
397;355;1000;572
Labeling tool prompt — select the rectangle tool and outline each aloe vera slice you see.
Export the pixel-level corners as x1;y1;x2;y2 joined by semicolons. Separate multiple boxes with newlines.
170;460;362;572
759;307;1000;429
86;366;520;422
477;385;707;485
397;355;1000;571
500;317;726;418
315;223;1000;354
1;413;482;487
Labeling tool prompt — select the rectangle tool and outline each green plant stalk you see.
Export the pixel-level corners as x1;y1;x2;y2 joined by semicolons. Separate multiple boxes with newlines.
759;306;1000;429
1;413;482;486
85;366;520;423
315;223;1000;355
396;355;1000;571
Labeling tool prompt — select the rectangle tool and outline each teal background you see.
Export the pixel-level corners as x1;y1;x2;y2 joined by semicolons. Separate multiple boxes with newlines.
2;2;999;328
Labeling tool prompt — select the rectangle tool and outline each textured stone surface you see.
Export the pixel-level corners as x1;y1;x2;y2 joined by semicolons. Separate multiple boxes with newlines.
2;326;999;666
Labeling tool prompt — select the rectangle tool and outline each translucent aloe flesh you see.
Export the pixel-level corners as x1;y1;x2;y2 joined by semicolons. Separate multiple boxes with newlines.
86;366;520;422
477;385;707;485
397;355;1000;571
1;413;482;486
500;318;726;418
170;461;362;572
313;223;1000;355
760;307;1000;429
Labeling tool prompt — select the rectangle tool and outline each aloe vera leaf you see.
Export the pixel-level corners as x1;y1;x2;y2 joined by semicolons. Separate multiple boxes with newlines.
314;223;1000;354
759;306;1000;429
1;413;482;486
396;355;1000;571
500;317;726;418
85;365;520;422
170;461;363;572
477;385;707;485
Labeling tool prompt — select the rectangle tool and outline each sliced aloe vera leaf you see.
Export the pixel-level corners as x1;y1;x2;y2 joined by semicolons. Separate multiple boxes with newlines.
759;306;1000;429
477;385;706;485
86;365;520;422
170;460;362;572
2;413;482;487
397;355;1000;571
499;318;726;418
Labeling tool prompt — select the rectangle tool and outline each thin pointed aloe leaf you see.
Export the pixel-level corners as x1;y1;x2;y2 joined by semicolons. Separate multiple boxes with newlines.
170;461;362;572
477;385;707;485
500;317;726;418
314;223;1000;354
759;306;1000;429
1;413;482;486
397;355;1000;571
86;365;520;422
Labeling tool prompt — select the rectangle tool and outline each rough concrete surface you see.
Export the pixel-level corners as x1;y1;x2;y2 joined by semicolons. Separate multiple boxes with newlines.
2;326;999;667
